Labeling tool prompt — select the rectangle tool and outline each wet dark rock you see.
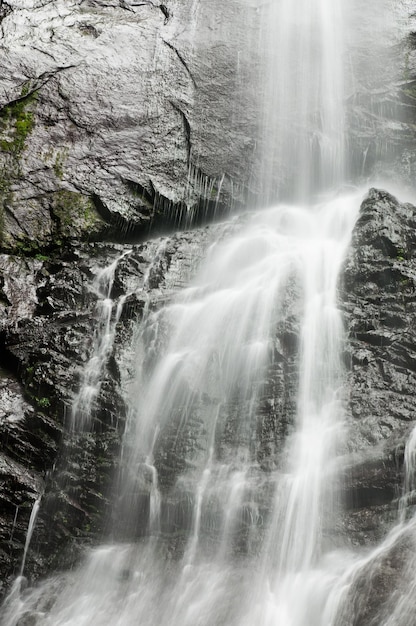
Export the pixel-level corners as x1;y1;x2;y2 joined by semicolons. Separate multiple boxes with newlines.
0;370;46;594
1;184;416;604
335;530;414;626
0;242;128;588
340;187;416;544
2;182;416;604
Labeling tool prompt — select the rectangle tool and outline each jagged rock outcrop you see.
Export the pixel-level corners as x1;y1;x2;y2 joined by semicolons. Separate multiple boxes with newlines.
337;188;416;622
0;196;305;588
1;184;416;607
0;244;116;590
342;188;416;519
0;370;49;596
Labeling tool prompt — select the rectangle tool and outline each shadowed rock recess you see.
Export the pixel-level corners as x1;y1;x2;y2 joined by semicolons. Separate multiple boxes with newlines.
1;0;416;613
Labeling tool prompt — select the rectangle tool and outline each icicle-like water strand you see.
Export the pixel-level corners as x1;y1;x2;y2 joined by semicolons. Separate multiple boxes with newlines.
399;425;416;521
1;497;42;626
19;497;41;577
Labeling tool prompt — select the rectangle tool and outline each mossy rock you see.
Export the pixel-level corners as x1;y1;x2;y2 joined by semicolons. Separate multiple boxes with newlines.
0;89;39;246
0;90;37;156
1;190;108;255
51;190;107;241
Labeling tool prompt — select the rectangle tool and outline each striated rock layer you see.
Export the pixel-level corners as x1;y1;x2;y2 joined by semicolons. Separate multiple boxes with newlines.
0;219;229;591
342;188;416;535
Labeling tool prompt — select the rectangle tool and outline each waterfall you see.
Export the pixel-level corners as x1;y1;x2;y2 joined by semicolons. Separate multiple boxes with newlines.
1;1;415;625
0;194;361;626
259;0;346;203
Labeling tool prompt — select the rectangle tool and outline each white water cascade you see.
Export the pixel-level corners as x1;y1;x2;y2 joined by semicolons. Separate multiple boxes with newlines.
2;1;415;625
71;250;130;429
0;193;361;626
259;0;346;203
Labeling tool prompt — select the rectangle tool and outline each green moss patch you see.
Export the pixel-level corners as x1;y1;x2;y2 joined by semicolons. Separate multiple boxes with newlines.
0;90;38;155
0;88;38;244
52;190;105;239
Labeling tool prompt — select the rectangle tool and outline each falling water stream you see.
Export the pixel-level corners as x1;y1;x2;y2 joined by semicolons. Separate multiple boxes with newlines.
19;498;41;578
71;250;131;429
2;0;416;625
260;0;346;202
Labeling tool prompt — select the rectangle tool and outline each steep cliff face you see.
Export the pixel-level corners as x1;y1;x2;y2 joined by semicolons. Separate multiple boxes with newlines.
0;226;226;589
0;243;119;590
342;187;416;522
0;208;302;589
0;0;262;588
1;186;416;597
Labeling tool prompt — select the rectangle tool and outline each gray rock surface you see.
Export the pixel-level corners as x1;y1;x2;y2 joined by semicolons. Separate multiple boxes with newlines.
0;0;262;249
0;220;224;589
1;184;416;604
0;370;46;597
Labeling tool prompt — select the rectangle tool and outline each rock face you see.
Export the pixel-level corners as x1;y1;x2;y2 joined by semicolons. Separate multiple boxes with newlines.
0;199;304;589
0;0;261;250
0;369;47;592
342;188;416;505
1;186;416;599
0;244;113;591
